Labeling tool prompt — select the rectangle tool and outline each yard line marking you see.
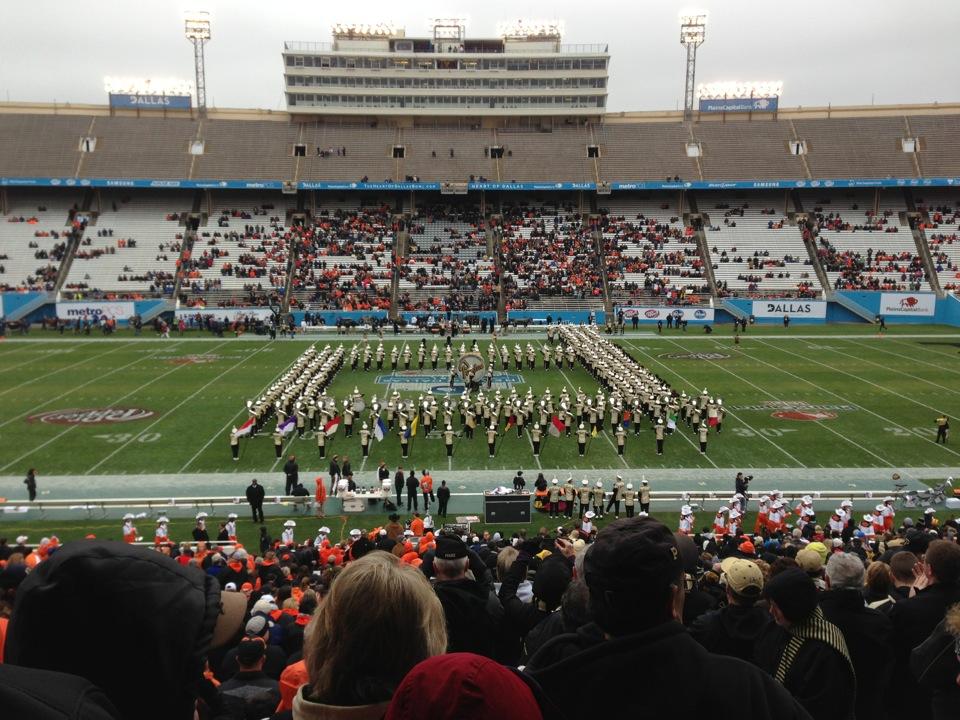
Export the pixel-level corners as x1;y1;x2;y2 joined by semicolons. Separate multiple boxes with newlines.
0;341;219;473
665;337;896;467
821;340;960;396
81;341;237;474
0;341;185;430
524;428;543;470
270;432;298;473
884;336;960;363
537;341;629;468
843;337;960;379
625;340;802;468
177;347;317;473
0;342;131;397
0;343;58;371
752;338;960;460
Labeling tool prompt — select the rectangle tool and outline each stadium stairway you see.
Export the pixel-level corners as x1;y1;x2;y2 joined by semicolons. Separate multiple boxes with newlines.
828;291;877;321
903;189;945;297
5;292;52;321
685;193;719;295
718;298;749;321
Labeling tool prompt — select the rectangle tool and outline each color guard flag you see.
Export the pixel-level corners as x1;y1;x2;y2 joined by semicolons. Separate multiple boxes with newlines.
548;415;565;438
591;426;598;438
323;416;341;437
409;415;419;438
277;417;296;436
708;416;719;427
505;415;517;431
374;417;387;442
235;417;255;437
667;412;678;431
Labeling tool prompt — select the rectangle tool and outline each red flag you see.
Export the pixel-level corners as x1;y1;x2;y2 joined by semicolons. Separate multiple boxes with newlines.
505;415;517;430
323;415;342;437
548;415;565;437
234;417;255;437
708;417;718;427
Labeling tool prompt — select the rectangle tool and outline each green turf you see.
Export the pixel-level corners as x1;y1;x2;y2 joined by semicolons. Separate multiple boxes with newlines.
0;326;958;481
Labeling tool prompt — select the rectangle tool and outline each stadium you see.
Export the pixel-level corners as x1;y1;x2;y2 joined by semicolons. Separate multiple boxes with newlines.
1;4;959;719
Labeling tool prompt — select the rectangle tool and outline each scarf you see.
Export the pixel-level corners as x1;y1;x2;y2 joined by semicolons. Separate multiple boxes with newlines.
775;606;855;684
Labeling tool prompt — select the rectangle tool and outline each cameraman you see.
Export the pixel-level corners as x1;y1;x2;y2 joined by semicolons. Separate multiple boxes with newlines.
735;472;752;509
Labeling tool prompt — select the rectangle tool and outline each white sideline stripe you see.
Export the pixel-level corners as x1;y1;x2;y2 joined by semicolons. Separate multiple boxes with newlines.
884;336;960;363
177;347;321;473
0;342;130;397
846;337;960;378
752;339;960;461
538;341;630;468
827;339;960;396
666;337;896;467
81;341;237;474
0;342;212;473
0;341;185;431
626;340;803;468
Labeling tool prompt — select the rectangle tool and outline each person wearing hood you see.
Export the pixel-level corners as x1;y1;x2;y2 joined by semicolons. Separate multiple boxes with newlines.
525;518;808;719
689;557;771;663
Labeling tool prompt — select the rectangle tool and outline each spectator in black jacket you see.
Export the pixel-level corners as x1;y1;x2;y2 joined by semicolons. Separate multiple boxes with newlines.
890;539;960;717
219;637;280;719
283;456;299;496
820;553;893;720
527;518;810;720
432;533;502;658
217;615;287;682
498;539;573;652
690;557;771;663
756;568;855;720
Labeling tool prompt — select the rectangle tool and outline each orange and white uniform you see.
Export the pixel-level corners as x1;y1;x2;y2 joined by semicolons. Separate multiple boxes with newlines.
225;515;238;543
713;507;729;537
767;503;784;534
828;510;845;535
872;506;887;536
755;496;770;534
860;515;876;540
154;519;169;545
122;520;137;544
728;506;743;535
678;505;695;535
880;499;895;532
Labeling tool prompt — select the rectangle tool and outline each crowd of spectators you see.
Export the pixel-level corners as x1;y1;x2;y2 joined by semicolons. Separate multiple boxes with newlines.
1;508;958;720
499;205;604;309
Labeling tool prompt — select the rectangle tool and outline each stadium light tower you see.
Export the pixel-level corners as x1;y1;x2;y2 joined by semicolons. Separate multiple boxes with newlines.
184;11;211;114
679;12;707;121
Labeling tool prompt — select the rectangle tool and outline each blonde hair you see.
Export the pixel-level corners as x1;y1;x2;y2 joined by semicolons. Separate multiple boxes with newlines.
496;545;519;582
304;551;446;706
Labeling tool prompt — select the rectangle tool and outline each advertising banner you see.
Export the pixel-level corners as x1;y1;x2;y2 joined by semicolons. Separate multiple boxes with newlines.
751;300;827;319
56;302;136;320
175;308;276;322
618;307;714;322
699;97;779;113
879;293;936;316
109;93;191;110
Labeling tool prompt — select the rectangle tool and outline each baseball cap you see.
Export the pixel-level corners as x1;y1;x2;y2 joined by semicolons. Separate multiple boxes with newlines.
720;558;764;598
386;653;543;720
245;615;271;637
435;534;468;560
584;517;682;594
796;548;824;574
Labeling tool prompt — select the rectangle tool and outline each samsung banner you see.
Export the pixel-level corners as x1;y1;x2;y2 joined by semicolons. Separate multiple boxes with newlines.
619;307;715;323
175;308;276;322
751;300;827;319
699;97;779;113
109;93;192;110
56;302;136;320
879;293;936;316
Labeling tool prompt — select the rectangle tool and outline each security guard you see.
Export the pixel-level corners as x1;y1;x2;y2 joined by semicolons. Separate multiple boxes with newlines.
576;423;588;456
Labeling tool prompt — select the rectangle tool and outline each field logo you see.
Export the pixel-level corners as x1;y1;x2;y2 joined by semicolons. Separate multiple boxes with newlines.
772;410;839;422
27;407;156;425
660;352;731;361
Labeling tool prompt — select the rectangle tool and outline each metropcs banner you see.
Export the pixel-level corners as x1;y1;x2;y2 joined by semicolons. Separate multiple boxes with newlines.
56;302;136;320
879;293;936;316
751;300;827;319
619;307;715;322
175;308;275;322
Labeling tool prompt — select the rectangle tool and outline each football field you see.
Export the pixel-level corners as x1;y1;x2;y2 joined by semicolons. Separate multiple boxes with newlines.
0;324;958;505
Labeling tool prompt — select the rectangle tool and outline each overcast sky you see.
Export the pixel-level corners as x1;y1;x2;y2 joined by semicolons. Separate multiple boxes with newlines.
1;0;956;112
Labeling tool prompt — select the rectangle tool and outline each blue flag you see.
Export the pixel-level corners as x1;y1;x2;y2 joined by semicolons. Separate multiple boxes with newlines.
374;417;387;442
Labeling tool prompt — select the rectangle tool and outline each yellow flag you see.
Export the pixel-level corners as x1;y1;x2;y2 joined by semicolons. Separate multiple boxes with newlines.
410;415;419;437
591;426;598;438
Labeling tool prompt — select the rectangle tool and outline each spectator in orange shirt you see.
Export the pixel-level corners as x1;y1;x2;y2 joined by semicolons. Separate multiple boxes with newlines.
420;470;435;511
